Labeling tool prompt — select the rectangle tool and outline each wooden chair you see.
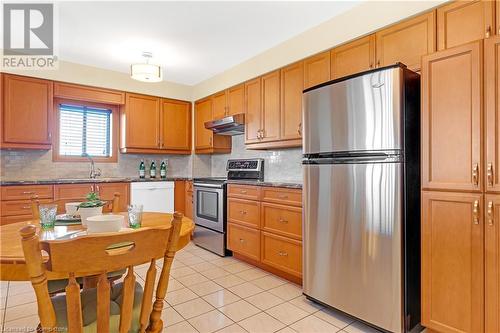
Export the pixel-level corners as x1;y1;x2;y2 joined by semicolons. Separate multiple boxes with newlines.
20;211;183;333
31;192;121;218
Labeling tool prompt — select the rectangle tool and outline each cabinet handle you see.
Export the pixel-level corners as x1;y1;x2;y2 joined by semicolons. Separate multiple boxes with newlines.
278;218;288;224
473;200;480;225
486;26;491;38
239;210;247;215
48;132;52;140
240;190;247;194
369;62;374;69
278;194;289;199
298;122;302;136
22;205;31;210
376;60;381;67
487;201;494;226
22;191;35;195
487;163;494;187
239;238;245;243
96;185;100;193
90;185;95;192
472;163;479;186
278;251;288;257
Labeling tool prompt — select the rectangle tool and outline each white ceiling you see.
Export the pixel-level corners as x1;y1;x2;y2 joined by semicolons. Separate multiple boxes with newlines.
58;1;361;86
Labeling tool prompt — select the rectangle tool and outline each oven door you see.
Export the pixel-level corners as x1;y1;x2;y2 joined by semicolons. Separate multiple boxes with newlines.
193;185;225;233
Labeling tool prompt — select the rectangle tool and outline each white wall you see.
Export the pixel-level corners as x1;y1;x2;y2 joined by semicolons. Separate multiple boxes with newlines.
191;0;446;100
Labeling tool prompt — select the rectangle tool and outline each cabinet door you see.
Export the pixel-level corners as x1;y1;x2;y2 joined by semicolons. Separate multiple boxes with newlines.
486;36;500;192
2;75;52;147
376;11;436;71
421;41;482;192
227;84;244;116
212;91;227;120
280;62;303;141
123;93;160;149
96;182;130;212
485;194;500;333
330;35;376;79
54;183;95;213
244;78;262;144
161;99;191;151
261;70;280;142
437;0;495;50
195;98;213;149
421;191;484;333
303;51;331;89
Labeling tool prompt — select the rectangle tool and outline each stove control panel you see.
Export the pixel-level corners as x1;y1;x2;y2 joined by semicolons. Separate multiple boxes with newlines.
227;159;264;180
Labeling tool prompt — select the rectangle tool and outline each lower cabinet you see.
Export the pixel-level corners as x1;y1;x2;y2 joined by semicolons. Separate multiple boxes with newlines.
227;184;302;282
421;191;484;333
485;194;500;333
96;182;130;212
185;181;193;219
0;185;54;225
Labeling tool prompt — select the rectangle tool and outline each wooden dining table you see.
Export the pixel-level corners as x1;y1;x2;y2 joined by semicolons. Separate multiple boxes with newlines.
0;212;195;281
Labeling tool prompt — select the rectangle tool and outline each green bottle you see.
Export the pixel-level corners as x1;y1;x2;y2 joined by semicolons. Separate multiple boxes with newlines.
139;159;145;179
150;160;156;178
160;160;167;179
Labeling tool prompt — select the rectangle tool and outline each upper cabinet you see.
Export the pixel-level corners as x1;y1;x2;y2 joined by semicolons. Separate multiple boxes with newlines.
245;78;262;144
421;41;483;192
161;99;191;153
376;11;436;71
331;35;376;79
54;82;125;105
2;74;53;149
211;84;245;120
260;70;281;143
486;36;500;193
280;62;303;142
194;98;231;154
303;51;331;89
120;93;191;154
437;0;495;50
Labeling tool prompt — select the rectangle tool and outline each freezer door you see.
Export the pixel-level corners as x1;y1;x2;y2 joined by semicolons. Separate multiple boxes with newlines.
303;162;403;332
303;67;402;154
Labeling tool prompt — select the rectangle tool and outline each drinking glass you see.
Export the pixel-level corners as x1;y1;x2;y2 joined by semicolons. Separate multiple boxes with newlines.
127;204;143;229
39;204;57;229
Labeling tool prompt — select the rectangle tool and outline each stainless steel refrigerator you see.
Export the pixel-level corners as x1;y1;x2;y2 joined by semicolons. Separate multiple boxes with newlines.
302;64;421;333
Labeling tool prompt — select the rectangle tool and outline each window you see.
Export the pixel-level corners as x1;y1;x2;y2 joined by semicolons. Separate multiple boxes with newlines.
53;99;118;162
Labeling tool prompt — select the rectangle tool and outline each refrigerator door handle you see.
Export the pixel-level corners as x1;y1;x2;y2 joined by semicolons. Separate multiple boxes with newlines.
303;154;403;164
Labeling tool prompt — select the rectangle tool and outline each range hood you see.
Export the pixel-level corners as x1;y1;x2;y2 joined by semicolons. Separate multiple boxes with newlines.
204;113;245;135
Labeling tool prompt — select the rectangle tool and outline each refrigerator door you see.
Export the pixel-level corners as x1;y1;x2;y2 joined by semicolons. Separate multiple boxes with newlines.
303;161;403;332
303;67;402;155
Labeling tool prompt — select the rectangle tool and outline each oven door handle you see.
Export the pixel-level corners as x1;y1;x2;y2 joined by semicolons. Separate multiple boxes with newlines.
193;183;224;189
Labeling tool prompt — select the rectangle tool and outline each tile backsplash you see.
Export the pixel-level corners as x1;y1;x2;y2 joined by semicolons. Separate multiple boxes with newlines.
211;135;303;183
0;150;192;180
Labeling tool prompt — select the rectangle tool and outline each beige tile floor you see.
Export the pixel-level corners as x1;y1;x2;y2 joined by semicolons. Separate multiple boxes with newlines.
0;242;384;333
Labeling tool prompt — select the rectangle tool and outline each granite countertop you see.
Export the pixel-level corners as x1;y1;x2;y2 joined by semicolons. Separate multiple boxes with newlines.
226;179;302;189
0;177;192;186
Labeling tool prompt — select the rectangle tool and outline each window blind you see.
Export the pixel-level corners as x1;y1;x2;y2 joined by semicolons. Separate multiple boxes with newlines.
59;104;112;157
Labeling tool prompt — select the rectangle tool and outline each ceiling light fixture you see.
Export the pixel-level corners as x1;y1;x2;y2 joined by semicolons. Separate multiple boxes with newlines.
131;52;163;82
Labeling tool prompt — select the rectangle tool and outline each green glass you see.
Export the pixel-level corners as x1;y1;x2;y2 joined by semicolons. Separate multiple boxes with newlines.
127;204;143;229
39;204;57;229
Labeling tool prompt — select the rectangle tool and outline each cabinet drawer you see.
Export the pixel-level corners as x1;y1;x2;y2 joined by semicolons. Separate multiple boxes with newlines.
1;199;51;217
228;184;261;200
262;203;302;240
0;214;33;225
54;183;95;200
261;187;302;207
261;232;302;277
1;185;53;201
228;198;261;228
228;223;260;261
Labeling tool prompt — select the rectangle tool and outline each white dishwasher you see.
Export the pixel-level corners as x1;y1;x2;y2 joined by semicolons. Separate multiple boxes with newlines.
130;181;174;213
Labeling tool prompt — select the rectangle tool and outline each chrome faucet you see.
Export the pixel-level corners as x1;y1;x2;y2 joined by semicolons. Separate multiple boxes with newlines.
83;153;102;179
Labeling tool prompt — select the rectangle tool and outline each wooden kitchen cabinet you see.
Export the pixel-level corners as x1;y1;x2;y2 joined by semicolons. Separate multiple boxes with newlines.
497;0;500;35
228;198;261;228
280;62;303;143
161;99;191;153
485;194;500;333
244;78;262;144
486;36;500;192
421;41;482;192
54;183;95;213
376;11;436;71
1;184;53;201
260;70;281;143
303;51;331;89
194;97;231;154
54;82;125;105
228;223;261;261
261;202;302;240
421;191;484;333
227;84;245;116
1;74;53;149
95;182;129;212
212;91;226;120
0;185;54;225
437;0;495;51
185;181;193;219
331;35;376;79
121;93;160;151
261;232;302;278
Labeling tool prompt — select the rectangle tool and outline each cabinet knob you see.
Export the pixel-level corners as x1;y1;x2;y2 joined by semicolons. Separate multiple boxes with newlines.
278;218;288;224
22;205;31;210
486;26;491;38
472;163;479;187
473;200;480;225
239;210;247;215
376;60;381;67
487;201;494;226
298;122;302;136
278;251;288;257
487;163;494;187
240;190;247;194
239;238;245;243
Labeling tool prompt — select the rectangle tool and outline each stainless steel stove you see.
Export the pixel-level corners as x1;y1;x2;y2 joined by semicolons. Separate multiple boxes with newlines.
192;159;264;256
